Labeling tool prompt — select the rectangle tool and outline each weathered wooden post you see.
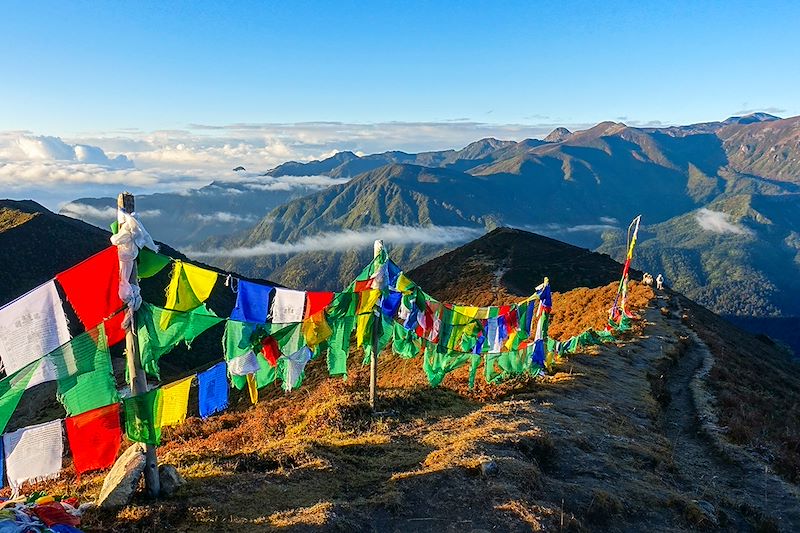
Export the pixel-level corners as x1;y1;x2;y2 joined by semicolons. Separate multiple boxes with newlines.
117;192;160;498
369;239;383;411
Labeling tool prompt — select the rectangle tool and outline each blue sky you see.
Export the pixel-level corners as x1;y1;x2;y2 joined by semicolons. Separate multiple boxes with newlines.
1;0;798;133
1;0;798;207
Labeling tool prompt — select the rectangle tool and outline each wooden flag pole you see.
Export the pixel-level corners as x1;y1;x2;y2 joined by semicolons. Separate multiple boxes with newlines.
369;239;384;411
117;192;160;498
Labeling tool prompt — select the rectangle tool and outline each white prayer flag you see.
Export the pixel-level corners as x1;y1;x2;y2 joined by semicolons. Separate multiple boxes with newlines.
3;419;64;495
270;288;306;324
0;281;71;387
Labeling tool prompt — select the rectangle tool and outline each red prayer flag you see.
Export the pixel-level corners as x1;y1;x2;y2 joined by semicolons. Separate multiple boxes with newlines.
56;246;125;345
354;279;372;292
65;403;122;477
305;291;334;318
260;336;280;367
32;502;81;527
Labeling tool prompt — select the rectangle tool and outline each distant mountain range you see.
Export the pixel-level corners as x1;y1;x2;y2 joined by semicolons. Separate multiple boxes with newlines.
60;113;800;331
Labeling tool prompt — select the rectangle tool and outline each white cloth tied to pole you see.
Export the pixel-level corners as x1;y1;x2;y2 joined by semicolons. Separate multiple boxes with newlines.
3;419;64;497
270;288;306;324
110;209;158;329
0;281;71;387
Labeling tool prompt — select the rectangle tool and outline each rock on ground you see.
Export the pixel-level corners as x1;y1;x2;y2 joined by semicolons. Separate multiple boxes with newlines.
97;443;146;509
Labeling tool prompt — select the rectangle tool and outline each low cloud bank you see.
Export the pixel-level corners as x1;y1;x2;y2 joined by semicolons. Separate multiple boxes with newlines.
190;224;484;258
60;202;162;219
193;211;258;223
695;208;752;235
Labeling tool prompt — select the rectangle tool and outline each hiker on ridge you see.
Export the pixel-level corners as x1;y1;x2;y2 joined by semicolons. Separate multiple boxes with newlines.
656;274;664;290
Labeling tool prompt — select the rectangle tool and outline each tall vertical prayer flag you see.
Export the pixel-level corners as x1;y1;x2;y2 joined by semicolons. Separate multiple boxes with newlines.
246;373;258;404
3;419;64;495
56;246;126;345
65;403;122;476
197;362;228;419
160;375;194;427
0;281;71;388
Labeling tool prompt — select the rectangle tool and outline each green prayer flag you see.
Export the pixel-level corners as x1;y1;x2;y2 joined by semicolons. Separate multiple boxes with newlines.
391;322;420;359
327;316;355;376
468;354;481;390
138;248;171;279
422;344;471;387
56;327;119;416
363;312;393;365
137;303;223;379
325;292;358;376
0;361;38;434
124;388;162;445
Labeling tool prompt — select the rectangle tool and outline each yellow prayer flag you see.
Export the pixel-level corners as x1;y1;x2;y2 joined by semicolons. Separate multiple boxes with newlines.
356;313;372;347
357;289;381;314
246;373;258;404
474;307;490;320
302;314;333;348
161;261;219;329
395;273;415;293
159;375;194;428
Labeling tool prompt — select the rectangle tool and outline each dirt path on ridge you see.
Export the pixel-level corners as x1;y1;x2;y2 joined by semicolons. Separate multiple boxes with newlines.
654;291;800;531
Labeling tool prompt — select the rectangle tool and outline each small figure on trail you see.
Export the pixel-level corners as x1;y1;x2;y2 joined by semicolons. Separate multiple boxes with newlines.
656;273;664;290
643;272;653;286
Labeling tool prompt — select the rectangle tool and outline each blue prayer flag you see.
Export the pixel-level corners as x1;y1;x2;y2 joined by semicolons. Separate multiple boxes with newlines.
231;280;274;323
198;362;229;419
380;291;403;318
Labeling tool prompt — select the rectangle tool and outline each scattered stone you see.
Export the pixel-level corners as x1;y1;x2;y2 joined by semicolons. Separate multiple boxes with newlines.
158;464;186;496
660;307;671;317
694;500;718;525
97;443;146;509
480;459;499;477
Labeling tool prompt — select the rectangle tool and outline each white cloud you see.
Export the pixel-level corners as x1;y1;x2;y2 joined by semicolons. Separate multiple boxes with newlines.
695;208;752;235
1;120;592;208
599;216;618;224
14;135;133;169
241;175;350;191
60;203;117;219
59;202;162;220
193;211;258;223
517;223;619;234
189;224;484;258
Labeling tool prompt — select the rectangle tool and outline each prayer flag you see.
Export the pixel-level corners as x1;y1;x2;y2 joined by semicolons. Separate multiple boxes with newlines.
230;280;274;323
124;388;162;445
197;362;228;419
0;361;39;434
137;248;171;279
3;419;63;495
305;291;334;318
161;261;218;328
137;303;223;379
0;281;71;388
160;375;194;427
246;373;258;404
65;403;122;476
56;246;126;345
55;327;119;416
270;288;306;323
